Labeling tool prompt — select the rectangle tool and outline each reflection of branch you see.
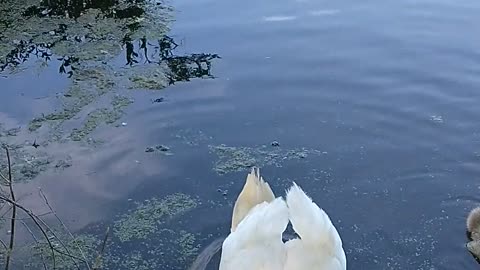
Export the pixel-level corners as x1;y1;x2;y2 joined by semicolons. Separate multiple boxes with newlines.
4;146;16;270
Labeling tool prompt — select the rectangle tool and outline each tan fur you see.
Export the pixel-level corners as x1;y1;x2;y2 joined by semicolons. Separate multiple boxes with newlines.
467;240;480;258
230;167;275;232
467;207;480;238
466;207;480;260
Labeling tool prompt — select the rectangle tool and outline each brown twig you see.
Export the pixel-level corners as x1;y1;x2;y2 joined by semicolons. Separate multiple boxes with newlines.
51;247;90;264
0;209;53;220
4;146;16;270
38;188;89;270
0;239;7;250
34;213;81;270
0;196;56;269
20;220;48;270
92;227;110;270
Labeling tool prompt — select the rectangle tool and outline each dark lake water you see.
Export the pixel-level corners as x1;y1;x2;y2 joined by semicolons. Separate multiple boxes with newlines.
2;0;480;269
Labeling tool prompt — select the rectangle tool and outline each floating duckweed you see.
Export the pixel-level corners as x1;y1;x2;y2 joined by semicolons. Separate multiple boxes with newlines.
111;95;133;109
69;95;132;141
27;233;100;270
107;228;200;269
129;67;168;90
209;144;320;175
175;230;200;263
109;251;159;270
113;193;198;242
0;146;53;182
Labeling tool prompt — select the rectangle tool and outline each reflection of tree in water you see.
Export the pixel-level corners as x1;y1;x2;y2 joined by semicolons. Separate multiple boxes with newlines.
0;41;53;71
159;35;220;85
125;35;221;85
0;0;155;74
23;0;144;19
165;53;221;85
1;0;220;85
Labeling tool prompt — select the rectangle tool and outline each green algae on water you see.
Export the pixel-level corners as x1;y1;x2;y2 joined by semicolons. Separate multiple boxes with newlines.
0;145;53;182
113;193;198;242
129;66;168;90
209;144;322;175
26;233;100;270
70;95;133;141
107;228;200;270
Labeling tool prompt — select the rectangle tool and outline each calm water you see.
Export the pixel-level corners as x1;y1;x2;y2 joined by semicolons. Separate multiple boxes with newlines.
2;0;480;269
164;0;480;268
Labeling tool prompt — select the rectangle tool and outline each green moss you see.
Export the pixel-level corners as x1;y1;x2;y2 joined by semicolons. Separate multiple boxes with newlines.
113;194;198;242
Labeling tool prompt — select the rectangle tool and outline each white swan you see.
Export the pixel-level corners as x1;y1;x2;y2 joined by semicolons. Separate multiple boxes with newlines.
219;168;346;270
284;183;346;270
220;168;288;269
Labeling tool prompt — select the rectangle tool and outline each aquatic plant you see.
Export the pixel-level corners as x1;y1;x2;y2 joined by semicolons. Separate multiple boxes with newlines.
209;144;321;175
113;193;198;242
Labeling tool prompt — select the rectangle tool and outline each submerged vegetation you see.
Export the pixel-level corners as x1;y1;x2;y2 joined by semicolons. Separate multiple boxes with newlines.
0;146;205;269
113;194;198;242
209;144;324;175
0;0;221;269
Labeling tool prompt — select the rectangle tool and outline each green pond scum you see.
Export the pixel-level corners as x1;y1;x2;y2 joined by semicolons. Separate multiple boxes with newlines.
69;95;133;141
106;229;200;270
26;233;101;270
24;194;202;269
209;144;324;175
113;193;198;242
0;0;222;268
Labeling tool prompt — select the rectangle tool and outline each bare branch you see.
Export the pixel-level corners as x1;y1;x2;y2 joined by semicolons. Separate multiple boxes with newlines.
0;239;7;250
34;213;81;270
0;196;57;269
39;188;88;270
92;227;110;270
20;220;48;270
4;146;16;270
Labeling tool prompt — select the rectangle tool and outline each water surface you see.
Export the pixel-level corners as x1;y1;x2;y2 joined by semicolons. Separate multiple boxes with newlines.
2;0;480;269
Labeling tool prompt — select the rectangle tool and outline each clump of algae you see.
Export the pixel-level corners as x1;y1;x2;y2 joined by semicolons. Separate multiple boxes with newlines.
106;229;199;270
209;144;319;175
26;233;100;270
113;193;198;242
129;66;168;90
69;95;133;141
0;143;54;182
28;67;116;132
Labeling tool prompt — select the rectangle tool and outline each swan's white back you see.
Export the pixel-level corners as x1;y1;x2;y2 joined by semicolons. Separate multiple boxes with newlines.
230;167;275;232
220;198;289;270
284;183;346;270
219;169;346;270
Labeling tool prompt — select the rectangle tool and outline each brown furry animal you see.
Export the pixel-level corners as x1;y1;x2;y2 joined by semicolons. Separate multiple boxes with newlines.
467;207;480;260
